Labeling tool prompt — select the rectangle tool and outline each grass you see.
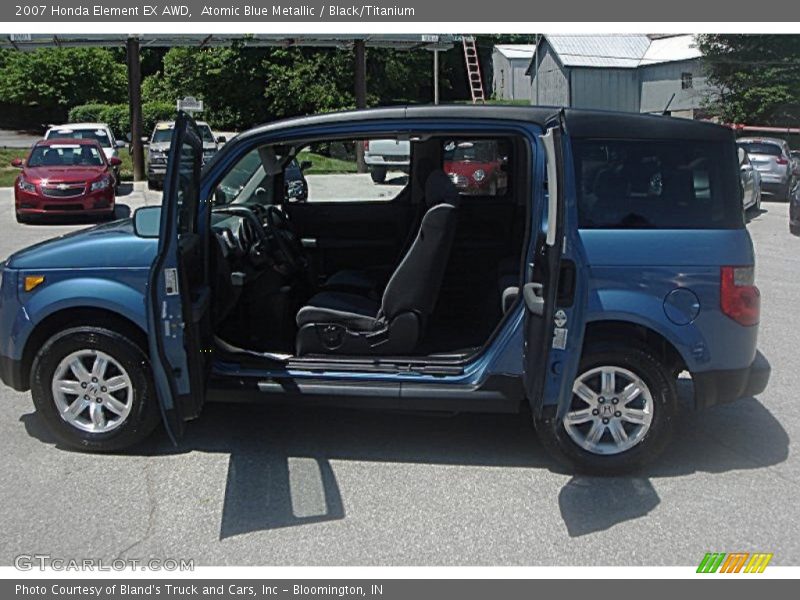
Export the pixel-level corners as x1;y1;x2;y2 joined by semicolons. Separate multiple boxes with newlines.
297;151;358;174
0;148;25;187
0;147;135;188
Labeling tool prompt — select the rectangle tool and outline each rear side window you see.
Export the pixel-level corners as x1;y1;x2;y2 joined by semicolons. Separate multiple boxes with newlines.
572;138;742;229
738;142;782;156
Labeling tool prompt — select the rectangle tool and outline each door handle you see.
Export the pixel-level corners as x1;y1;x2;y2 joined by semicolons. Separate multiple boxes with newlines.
523;282;545;316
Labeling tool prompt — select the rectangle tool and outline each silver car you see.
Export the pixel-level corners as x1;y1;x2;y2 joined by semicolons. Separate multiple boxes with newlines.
737;137;795;201
738;147;762;212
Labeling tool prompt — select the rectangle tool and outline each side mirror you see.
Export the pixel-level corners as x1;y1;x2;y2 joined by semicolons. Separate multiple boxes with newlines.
115;140;126;149
108;157;122;167
737;147;746;164
132;206;161;238
10;158;23;168
141;136;150;145
299;160;313;171
216;135;226;144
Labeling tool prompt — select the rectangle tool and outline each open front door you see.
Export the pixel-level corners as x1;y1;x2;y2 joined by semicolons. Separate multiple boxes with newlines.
524;114;587;420
146;112;211;442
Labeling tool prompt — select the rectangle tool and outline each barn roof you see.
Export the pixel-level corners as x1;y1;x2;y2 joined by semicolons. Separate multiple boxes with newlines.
529;34;700;71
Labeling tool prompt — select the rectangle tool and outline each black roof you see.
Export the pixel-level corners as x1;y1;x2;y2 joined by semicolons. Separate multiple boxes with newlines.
233;105;734;144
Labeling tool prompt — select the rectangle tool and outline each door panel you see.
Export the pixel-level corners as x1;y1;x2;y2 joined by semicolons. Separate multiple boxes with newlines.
525;115;588;420
146;111;210;442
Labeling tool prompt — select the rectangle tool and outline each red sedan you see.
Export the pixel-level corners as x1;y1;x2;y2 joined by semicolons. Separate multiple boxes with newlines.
444;140;508;196
11;138;121;223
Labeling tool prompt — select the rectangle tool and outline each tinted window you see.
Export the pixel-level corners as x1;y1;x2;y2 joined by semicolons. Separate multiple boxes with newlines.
738;142;782;156
176;140;201;234
573;139;741;229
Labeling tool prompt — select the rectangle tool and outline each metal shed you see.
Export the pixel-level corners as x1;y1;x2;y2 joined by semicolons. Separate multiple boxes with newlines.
526;34;709;118
491;45;536;101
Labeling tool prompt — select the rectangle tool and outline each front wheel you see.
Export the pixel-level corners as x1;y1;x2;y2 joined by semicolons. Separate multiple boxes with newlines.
534;343;677;475
30;327;161;452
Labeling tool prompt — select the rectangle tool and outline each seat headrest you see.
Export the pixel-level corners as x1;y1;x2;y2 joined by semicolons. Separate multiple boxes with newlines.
424;169;460;208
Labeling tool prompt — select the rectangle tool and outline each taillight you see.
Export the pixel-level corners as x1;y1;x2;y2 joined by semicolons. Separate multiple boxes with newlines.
721;266;760;326
776;157;789;165
363;140;370;151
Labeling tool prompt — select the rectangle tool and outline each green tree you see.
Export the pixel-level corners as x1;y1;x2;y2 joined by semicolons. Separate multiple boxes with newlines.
697;34;800;124
0;48;127;114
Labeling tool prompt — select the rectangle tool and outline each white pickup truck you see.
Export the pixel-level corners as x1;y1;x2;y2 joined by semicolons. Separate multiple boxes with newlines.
364;139;411;183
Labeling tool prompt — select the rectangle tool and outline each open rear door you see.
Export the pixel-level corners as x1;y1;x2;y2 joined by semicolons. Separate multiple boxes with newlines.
146;112;212;442
524;113;588;420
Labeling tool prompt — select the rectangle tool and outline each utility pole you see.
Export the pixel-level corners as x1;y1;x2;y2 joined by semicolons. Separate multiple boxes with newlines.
126;36;144;182
354;39;367;173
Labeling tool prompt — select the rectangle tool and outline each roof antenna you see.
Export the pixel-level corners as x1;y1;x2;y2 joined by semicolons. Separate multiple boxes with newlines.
662;93;676;115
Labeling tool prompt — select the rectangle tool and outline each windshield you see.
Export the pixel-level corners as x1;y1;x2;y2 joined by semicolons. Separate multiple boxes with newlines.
28;144;105;168
444;140;497;162
47;128;111;148
198;124;215;143
151;128;173;144
738;142;782;156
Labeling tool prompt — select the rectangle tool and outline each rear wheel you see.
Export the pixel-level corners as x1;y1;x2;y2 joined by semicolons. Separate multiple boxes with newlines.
30;327;160;452
370;167;387;184
534;343;677;474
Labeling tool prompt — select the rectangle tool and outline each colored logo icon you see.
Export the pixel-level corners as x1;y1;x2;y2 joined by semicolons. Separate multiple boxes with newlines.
697;552;773;573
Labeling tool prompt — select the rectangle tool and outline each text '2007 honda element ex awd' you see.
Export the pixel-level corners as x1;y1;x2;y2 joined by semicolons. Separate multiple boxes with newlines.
0;106;770;474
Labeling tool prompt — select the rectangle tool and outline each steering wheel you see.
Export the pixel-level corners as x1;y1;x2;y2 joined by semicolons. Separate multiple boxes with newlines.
265;205;307;274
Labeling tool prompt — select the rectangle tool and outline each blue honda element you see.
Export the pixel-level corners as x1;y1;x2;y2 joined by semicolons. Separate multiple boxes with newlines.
0;107;770;473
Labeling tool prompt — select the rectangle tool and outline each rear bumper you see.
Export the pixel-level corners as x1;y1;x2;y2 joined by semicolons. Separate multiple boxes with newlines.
692;351;770;410
0;353;25;392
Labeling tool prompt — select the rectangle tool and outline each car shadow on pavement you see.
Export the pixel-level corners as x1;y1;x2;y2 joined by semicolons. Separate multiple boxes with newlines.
557;390;789;537
19;386;788;541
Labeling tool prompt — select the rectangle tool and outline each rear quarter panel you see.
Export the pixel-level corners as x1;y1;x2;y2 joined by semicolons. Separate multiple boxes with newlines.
580;228;759;372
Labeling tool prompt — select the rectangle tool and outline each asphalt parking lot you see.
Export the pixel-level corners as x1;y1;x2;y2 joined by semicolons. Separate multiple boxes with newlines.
0;189;797;566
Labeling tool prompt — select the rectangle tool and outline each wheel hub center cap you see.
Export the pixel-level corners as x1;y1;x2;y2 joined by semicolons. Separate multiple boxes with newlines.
600;404;615;417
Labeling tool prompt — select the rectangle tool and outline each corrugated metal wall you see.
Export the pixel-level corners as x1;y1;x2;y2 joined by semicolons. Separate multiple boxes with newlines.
531;43;569;106
493;53;533;101
640;59;709;114
571;68;641;112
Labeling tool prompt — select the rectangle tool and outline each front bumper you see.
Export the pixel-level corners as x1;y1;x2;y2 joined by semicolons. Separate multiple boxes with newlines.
147;164;167;181
15;188;115;216
692;351;770;410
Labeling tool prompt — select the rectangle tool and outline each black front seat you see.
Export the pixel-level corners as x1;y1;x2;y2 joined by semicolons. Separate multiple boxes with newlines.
295;170;459;355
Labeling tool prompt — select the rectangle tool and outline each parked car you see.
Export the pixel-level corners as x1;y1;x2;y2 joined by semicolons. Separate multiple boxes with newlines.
146;120;224;189
443;139;509;195
10;138;121;223
363;138;410;183
738;146;762;212
44;123;125;190
737;137;795;201
0;107;769;474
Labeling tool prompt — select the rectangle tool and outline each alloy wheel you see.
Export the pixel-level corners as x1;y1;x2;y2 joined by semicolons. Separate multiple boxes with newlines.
51;349;134;434
563;366;654;455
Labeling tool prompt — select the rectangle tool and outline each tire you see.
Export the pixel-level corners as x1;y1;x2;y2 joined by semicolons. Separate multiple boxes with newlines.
370;168;387;184
147;179;158;190
790;222;800;236
15;211;31;224
534;342;677;475
30;327;160;452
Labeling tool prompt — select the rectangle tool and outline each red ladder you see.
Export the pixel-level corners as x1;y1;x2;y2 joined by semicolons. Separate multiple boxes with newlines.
462;36;485;104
